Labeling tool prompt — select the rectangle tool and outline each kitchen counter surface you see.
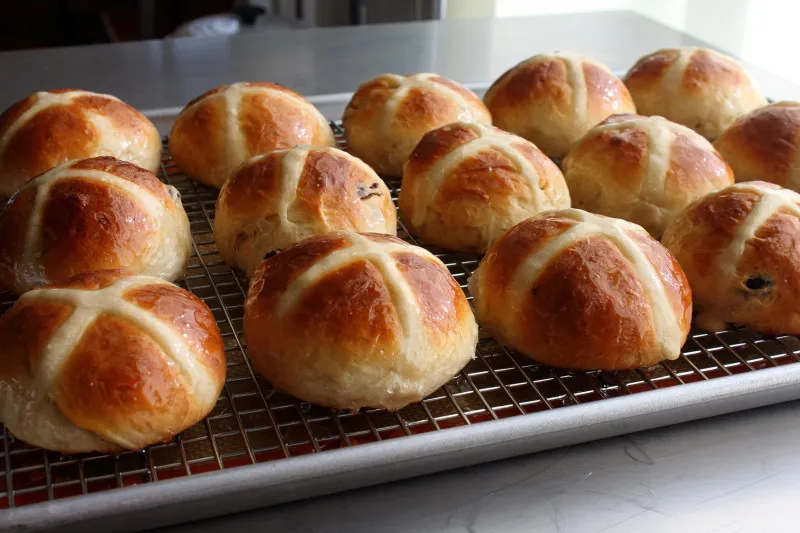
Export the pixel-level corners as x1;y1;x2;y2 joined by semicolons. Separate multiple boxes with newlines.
1;10;797;114
2;11;800;533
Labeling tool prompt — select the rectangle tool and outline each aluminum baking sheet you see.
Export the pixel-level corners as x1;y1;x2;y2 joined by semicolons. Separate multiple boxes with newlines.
2;119;800;533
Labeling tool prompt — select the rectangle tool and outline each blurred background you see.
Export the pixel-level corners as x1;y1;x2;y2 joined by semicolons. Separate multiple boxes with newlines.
2;0;798;84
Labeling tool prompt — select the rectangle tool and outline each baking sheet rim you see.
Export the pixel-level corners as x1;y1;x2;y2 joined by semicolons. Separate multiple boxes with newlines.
4;362;800;531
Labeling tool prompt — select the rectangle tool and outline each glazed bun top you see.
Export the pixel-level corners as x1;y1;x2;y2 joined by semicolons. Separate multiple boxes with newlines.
624;47;767;140
0;89;161;200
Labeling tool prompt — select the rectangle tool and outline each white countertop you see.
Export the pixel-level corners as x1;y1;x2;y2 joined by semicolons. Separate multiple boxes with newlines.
1;10;797;114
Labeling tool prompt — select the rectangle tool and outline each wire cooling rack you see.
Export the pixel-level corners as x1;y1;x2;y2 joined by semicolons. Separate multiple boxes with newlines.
1;121;800;511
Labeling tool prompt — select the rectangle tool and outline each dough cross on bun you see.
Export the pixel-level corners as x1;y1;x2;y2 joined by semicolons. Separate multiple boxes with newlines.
0;271;225;453
169;82;335;188
712;183;800;296
270;233;436;344
244;232;478;410
377;73;483;132
0;89;162;199
663;181;800;333
563;113;733;237
343;73;491;176
0;157;191;294
508;210;683;357
406;122;556;228
470;209;692;370
21;276;218;406
484;52;635;158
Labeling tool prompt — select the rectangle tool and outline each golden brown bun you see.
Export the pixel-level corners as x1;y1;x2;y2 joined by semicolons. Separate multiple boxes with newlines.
215;146;397;276
662;181;800;334
563;113;734;237
484;53;636;158
714;102;800;190
469;209;692;370
0;89;161;200
342;73;491;177
399;121;570;252
169;82;335;188
624;47;767;140
0;270;226;453
244;232;477;410
0;157;191;294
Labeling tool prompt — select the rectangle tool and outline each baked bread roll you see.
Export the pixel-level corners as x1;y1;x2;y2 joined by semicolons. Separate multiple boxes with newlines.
215;146;397;276
662;181;800;334
244;232;477;410
399;121;570;253
342;73;491;177
563;113;734;237
714;102;800;190
483;53;636;158
469;209;692;370
0;157;191;294
624;47;767;140
169;82;335;188
0;270;226;453
0;89;161;201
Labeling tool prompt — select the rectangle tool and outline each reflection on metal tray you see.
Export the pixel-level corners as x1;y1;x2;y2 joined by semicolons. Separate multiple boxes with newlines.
3;122;800;532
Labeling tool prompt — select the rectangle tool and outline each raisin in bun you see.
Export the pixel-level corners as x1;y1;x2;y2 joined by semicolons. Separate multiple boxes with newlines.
0;157;191;294
343;73;491;177
484;53;636;159
563;113;733;237
215;146;396;276
0;89;161;200
0;270;225;453
624;47;767;140
399;121;570;253
469;209;692;370
244;232;477;410
169;82;335;188
714;102;800;191
663;181;800;333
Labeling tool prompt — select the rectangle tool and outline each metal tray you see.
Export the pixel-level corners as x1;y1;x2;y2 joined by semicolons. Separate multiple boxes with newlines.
3;122;800;532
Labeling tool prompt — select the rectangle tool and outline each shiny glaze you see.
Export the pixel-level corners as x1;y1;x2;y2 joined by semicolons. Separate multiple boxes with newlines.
0;89;161;200
484;53;635;158
343;73;491;177
214;146;396;276
0;157;191;294
244;231;477;410
0;270;226;453
399;121;569;253
169;82;335;188
714;102;800;191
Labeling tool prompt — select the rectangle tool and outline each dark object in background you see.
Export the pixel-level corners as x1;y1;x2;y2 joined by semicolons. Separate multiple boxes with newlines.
0;0;442;51
233;3;266;24
0;0;236;50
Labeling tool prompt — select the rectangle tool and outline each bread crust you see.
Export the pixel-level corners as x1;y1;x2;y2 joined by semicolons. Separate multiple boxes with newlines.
470;209;692;370
0;157;191;294
484;53;635;158
0;89;161;200
343;74;491;177
400;121;570;252
215;146;397;275
243;232;478;410
563;113;733;237
169;82;335;188
0;270;225;453
663;181;800;333
624;47;767;140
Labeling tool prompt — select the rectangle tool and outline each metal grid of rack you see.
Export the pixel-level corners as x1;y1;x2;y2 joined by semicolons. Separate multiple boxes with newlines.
1;122;800;510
